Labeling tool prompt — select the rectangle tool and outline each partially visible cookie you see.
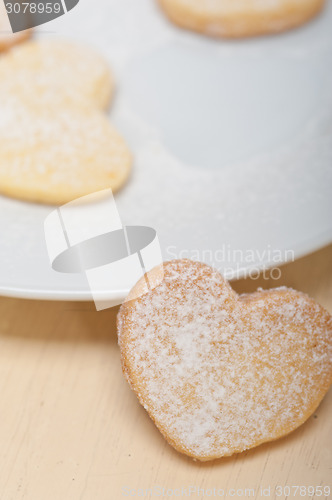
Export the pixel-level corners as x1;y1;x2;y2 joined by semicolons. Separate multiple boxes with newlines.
0;97;132;204
0;40;113;110
118;259;332;461
158;0;325;38
0;1;31;51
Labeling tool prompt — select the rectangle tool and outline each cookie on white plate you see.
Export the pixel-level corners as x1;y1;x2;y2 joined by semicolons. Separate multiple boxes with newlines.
0;39;113;110
158;0;326;38
0;97;132;204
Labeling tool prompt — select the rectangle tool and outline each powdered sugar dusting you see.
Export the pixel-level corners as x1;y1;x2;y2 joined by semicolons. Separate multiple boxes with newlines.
0;95;131;203
159;0;325;38
0;40;113;110
118;259;332;460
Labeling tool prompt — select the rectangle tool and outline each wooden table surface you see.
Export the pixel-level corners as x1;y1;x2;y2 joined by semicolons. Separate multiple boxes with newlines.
0;245;331;500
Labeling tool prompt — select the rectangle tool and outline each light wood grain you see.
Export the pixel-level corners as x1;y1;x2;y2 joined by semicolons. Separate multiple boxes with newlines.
0;245;331;500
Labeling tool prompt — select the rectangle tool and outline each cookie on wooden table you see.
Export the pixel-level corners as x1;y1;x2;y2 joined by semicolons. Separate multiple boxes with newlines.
118;259;332;461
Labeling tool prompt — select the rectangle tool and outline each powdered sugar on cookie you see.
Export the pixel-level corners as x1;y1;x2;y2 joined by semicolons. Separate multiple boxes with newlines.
0;96;132;204
0;40;113;110
118;259;332;460
158;0;326;38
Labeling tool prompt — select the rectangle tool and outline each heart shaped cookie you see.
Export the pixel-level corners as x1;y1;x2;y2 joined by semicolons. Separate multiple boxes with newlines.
0;97;131;204
118;259;332;461
0;40;113;110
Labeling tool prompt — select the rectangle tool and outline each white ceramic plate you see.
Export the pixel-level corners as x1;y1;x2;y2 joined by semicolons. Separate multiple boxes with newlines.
0;0;332;302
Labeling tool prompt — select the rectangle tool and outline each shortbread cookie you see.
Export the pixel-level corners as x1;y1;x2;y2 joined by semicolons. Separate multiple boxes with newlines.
118;259;332;461
0;1;31;51
158;0;325;38
0;97;131;204
0;40;113;109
